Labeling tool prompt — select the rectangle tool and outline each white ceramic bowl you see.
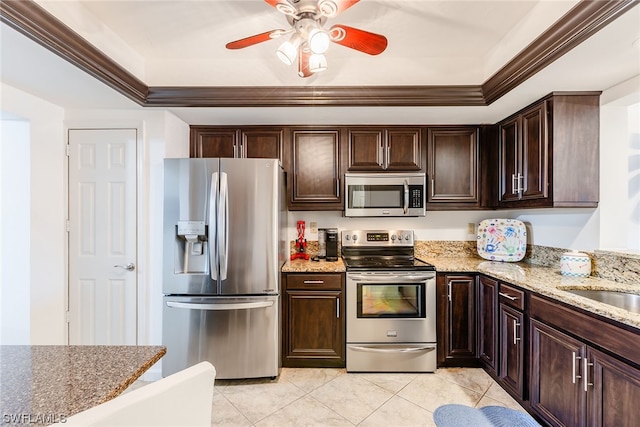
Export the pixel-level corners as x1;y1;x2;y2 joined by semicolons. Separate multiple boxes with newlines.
560;251;591;277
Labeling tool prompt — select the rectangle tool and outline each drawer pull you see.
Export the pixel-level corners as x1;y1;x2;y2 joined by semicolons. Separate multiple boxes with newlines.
513;320;521;345
303;280;324;284
499;292;518;301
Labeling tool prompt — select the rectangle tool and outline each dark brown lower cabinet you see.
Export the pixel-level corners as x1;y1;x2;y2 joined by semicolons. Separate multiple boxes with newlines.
477;275;498;375
282;273;345;368
437;274;478;366
530;317;640;426
500;303;525;399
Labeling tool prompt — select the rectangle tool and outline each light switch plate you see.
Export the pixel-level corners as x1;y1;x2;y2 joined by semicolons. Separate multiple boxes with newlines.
309;222;318;234
467;223;476;235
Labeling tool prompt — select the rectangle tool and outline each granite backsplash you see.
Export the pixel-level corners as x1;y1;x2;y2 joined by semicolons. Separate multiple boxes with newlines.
289;239;639;287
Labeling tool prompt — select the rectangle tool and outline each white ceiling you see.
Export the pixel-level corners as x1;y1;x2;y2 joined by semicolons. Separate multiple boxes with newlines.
1;0;639;124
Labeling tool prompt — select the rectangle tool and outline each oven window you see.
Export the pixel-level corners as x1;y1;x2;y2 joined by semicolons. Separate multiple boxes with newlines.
348;184;404;209
357;283;426;318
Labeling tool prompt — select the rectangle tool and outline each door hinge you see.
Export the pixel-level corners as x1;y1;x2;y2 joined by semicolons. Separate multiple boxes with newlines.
65;220;71;232
65;144;70;156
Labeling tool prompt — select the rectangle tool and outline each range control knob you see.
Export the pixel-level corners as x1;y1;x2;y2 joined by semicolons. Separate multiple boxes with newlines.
391;235;396;241
405;235;411;240
345;235;351;240
353;235;358;241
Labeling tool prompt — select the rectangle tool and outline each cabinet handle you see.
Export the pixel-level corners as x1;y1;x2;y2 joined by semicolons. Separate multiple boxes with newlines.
233;142;238;158
511;174;518;194
336;298;340;318
517;173;524;196
336;177;340;198
431;178;435;199
499;292;518;301
386;144;391;170
447;282;452;302
572;352;582;384
303;280;324;284
513;320;521;345
379;141;385;169
583;358;594;392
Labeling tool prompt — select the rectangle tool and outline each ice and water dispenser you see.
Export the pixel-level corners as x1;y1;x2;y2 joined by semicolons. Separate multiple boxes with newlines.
174;220;208;274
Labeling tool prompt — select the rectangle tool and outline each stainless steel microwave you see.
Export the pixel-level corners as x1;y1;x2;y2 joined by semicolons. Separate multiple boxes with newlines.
344;173;426;217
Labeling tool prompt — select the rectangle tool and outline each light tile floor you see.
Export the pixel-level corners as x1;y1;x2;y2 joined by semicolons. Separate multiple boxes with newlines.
211;367;528;426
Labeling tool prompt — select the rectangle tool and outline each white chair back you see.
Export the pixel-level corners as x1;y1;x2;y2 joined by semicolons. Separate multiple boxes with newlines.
57;362;216;427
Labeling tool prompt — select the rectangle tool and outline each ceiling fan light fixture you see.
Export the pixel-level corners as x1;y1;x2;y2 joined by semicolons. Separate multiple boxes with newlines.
309;53;328;73
276;35;300;65
318;0;338;17
309;29;330;54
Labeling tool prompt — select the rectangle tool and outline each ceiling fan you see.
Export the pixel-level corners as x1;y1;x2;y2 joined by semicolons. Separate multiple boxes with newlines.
225;0;388;78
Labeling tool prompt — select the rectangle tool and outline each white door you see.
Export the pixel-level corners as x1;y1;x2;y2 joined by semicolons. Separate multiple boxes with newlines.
68;129;137;345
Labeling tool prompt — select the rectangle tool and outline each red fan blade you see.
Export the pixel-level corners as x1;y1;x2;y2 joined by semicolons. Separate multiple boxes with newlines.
320;0;360;16
226;31;279;50
264;0;288;8
329;24;388;55
297;48;313;78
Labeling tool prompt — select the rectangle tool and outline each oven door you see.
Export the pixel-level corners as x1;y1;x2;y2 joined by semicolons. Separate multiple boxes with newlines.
346;272;436;343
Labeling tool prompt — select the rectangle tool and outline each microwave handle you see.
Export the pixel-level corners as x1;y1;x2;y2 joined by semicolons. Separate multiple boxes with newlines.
403;179;409;214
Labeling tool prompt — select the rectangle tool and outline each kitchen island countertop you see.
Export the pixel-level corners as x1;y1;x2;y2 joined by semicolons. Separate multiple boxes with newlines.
0;345;165;426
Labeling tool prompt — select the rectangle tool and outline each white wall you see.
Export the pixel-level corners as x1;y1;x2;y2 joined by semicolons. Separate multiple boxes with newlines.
1;83;66;344
0;118;31;344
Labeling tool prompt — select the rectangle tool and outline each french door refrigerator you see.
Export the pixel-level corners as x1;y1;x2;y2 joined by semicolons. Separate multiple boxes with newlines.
162;158;286;379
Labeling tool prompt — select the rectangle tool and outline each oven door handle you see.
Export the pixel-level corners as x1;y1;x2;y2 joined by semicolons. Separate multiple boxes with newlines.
350;344;436;354
348;274;433;282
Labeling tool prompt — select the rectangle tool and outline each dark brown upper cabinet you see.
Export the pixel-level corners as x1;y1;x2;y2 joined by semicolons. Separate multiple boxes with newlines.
498;92;600;209
190;126;283;164
346;127;423;172
288;128;344;210
427;126;481;209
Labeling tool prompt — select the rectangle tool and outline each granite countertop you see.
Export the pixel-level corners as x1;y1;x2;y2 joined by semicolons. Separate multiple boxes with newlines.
282;256;640;330
282;258;346;273
422;257;640;330
0;345;166;426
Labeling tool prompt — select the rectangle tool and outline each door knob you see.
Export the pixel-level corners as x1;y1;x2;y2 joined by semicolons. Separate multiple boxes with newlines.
114;263;136;271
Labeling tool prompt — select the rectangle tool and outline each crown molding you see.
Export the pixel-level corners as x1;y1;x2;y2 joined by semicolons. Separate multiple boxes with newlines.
1;0;637;108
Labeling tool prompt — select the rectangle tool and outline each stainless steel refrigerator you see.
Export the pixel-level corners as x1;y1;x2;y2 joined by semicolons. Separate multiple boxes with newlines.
162;158;286;379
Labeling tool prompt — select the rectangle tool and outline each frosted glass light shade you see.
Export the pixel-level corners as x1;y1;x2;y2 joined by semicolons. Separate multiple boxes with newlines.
309;54;327;72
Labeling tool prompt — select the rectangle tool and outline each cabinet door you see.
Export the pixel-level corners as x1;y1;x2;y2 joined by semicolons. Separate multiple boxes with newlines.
346;128;384;171
589;347;640;427
499;117;519;202
499;304;525;399
283;289;344;367
385;128;422;171
240;129;283;162
530;319;586;427
477;276;498;375
190;128;237;158
427;127;478;205
520;102;548;200
437;274;477;366
289;129;342;209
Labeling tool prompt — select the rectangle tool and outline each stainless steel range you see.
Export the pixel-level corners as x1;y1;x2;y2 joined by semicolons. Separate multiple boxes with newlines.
342;229;437;373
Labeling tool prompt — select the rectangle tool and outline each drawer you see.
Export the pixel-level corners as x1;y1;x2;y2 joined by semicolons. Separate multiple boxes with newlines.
285;274;343;290
499;283;525;310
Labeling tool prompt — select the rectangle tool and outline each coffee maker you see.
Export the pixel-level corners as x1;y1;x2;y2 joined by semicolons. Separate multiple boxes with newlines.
325;228;339;261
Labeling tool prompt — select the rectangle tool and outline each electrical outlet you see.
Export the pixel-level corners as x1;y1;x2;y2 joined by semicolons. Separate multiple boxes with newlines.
467;223;476;235
309;222;318;234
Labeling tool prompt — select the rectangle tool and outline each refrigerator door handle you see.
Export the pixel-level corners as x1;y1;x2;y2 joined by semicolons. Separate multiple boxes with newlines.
209;172;219;280
218;172;229;280
166;300;274;311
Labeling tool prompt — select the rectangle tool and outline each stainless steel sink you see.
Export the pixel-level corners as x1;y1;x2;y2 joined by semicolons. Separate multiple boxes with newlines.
565;289;640;314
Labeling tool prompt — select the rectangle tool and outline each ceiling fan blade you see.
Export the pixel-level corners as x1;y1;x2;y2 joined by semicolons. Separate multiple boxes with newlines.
297;48;313;78
263;0;288;8
329;25;388;55
226;30;281;50
319;0;360;17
